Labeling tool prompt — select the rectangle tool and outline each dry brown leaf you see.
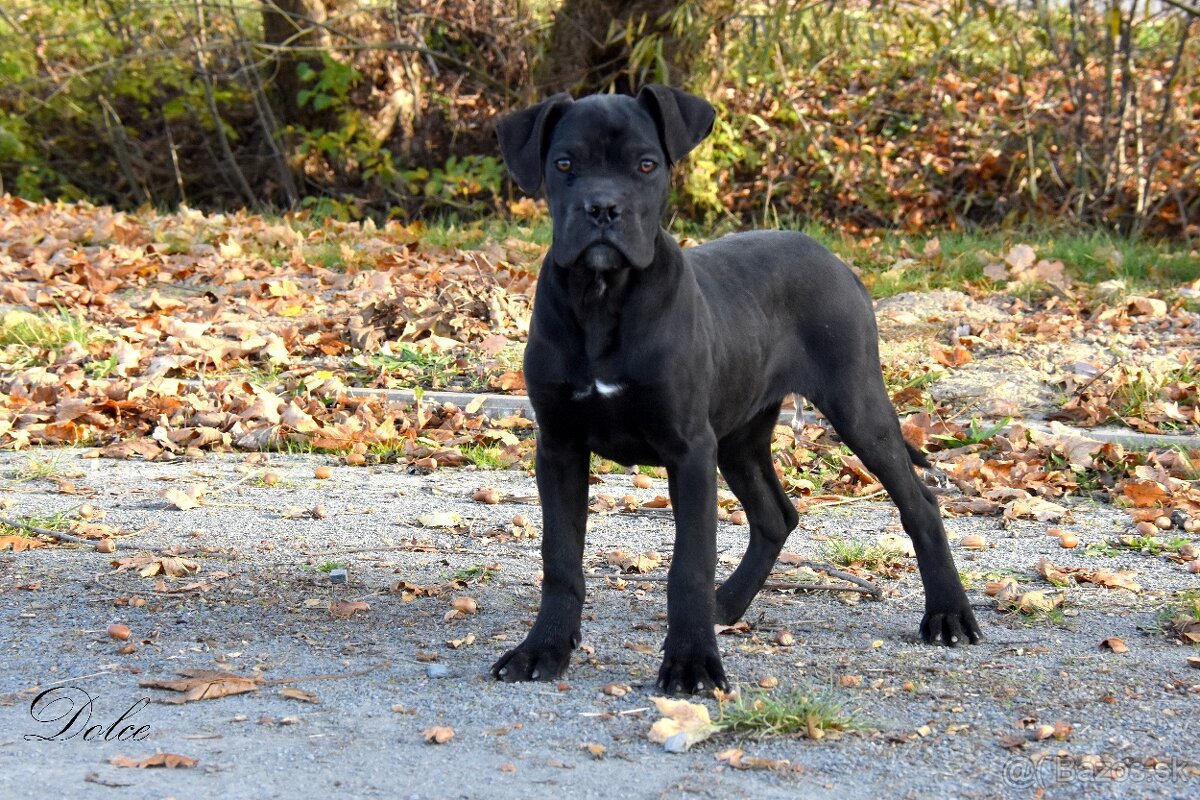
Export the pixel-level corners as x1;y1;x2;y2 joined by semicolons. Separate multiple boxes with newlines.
716;747;791;770
607;550;662;574
0;535;47;552
280;687;321;704
1100;637;1129;654
161;487;204;511
995;583;1066;615
415;512;462;528
424;726;455;744
110;753;198;769
930;343;973;368
648;697;719;752
1036;558;1141;592
330;600;370;619
139;670;259;704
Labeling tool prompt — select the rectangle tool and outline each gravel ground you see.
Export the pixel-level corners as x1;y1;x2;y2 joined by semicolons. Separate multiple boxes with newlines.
0;449;1197;800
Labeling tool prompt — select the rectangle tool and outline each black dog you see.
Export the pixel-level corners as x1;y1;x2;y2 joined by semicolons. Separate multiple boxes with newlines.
491;85;981;694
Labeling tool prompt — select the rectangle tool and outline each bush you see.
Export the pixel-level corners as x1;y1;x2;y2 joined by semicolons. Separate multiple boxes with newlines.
0;0;1196;237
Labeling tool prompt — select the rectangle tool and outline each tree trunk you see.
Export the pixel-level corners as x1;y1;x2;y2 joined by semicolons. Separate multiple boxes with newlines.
260;0;332;127
536;0;688;96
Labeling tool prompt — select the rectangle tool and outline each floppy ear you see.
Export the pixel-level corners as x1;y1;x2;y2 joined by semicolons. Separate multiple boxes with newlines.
636;84;715;164
495;93;574;195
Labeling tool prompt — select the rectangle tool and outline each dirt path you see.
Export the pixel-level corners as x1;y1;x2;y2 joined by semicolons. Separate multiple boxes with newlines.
1;450;1197;799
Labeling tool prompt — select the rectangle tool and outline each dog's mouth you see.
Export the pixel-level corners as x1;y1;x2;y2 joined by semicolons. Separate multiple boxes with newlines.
550;224;655;271
580;242;623;272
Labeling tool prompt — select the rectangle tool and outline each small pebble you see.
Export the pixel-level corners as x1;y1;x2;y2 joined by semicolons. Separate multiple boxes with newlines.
426;664;450;679
328;568;347;584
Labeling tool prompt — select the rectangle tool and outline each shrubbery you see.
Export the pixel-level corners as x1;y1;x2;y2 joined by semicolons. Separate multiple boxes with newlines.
0;1;1196;237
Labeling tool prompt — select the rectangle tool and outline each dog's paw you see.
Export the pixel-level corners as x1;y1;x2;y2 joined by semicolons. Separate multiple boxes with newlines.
491;638;574;683
656;635;729;695
920;602;983;647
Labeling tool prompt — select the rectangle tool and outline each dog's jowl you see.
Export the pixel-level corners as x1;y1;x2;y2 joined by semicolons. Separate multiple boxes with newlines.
491;85;981;695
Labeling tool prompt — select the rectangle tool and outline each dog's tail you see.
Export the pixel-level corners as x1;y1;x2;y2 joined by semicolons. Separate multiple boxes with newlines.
906;442;931;469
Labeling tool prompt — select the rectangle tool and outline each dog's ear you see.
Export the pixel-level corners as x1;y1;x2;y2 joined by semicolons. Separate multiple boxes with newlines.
636;84;715;164
495;93;574;195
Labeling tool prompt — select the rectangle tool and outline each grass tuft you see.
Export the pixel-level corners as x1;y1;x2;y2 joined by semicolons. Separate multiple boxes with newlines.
717;685;862;739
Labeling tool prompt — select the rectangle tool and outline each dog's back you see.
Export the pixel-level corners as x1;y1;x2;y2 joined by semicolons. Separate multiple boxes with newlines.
684;229;881;422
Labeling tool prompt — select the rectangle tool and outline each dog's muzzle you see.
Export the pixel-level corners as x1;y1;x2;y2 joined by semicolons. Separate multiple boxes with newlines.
581;242;623;272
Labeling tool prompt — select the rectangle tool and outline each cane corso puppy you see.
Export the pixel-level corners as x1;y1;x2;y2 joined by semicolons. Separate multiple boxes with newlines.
490;85;981;694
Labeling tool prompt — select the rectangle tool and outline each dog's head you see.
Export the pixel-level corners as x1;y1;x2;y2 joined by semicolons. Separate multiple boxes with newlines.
496;85;715;272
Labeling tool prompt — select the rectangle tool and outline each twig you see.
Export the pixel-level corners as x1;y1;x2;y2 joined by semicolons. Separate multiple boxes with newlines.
0;515;125;549
257;661;390;686
777;560;884;599
762;581;880;596
805;489;888;508
594;560;884;600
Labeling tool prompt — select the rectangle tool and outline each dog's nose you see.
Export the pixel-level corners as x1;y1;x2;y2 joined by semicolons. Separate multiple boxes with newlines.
585;200;621;225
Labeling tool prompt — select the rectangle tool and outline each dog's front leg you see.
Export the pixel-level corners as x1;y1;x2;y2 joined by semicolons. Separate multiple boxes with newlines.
492;434;589;682
658;431;729;694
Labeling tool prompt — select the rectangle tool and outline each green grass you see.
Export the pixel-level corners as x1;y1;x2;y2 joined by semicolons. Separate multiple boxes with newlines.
5;454;78;483
1157;590;1200;643
317;561;345;573
251;474;295;488
306;240;348;270
419;216;552;253
717;685;862;739
589;455;626;475
1110;534;1190;557
723;219;1200;298
818;538;908;571
452;563;498;583
459;444;508;470
367;348;472;390
1005;599;1072;628
0;308;109;367
1108;362;1199;426
0;509;74;536
931;417;1011;449
213;365;288;387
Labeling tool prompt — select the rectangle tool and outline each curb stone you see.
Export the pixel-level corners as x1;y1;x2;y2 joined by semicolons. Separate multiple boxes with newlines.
345;386;1200;451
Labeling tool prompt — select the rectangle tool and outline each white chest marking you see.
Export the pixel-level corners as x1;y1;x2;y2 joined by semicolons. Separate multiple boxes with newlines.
594;380;623;397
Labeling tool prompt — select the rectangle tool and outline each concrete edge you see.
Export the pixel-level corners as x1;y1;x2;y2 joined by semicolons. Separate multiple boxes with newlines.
341;385;1200;452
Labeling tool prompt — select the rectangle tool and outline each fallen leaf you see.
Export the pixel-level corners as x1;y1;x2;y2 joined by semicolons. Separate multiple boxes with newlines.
330;600;369;619
930;343;973;368
648;696;719;753
110;753;198;769
1036;558;1141;592
716;747;791;771
995;583;1066;614
161;487;203;511
415;512;463;529
0;535;46;552
140;670;258;704
607;550;662;574
424;726;454;744
1101;637;1129;654
450;596;478;614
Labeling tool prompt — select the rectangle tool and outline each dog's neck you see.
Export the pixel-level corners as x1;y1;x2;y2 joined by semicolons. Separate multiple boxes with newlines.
562;259;634;364
556;229;684;364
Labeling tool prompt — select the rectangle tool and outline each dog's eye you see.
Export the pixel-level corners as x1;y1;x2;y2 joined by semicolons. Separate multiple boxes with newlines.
554;158;572;173
639;159;657;174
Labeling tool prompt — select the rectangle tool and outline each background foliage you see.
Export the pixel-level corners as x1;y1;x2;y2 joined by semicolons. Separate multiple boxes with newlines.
0;0;1196;237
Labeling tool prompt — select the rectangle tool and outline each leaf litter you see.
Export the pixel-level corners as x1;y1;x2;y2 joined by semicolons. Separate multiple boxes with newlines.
1;202;1197;537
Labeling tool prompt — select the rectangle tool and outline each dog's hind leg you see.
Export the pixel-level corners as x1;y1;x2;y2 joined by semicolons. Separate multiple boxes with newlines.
809;377;982;646
714;405;799;624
